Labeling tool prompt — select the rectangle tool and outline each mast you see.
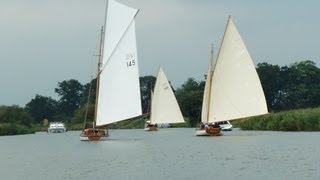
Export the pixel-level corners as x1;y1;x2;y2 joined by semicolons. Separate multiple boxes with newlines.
83;76;94;130
149;89;153;124
206;44;214;123
93;26;104;128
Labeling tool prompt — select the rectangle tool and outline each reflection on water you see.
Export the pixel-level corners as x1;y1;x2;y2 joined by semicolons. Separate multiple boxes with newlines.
0;128;319;180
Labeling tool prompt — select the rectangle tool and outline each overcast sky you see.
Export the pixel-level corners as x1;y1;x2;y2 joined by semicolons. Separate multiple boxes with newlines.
1;0;320;106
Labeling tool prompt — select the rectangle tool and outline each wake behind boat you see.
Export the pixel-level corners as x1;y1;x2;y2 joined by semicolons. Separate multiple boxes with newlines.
196;16;268;136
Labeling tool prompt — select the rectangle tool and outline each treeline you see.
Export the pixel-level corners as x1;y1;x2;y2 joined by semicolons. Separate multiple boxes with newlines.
1;60;320;134
257;60;320;112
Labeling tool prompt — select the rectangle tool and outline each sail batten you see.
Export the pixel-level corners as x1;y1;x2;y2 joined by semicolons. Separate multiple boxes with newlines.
96;0;142;126
206;17;268;123
150;67;185;124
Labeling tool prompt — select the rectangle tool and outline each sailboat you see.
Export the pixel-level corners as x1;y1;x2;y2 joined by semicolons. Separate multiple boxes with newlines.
80;0;142;141
144;67;185;131
196;16;268;136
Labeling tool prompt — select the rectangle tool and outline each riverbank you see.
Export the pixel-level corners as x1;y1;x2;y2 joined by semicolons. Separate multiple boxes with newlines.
235;107;320;131
0;123;37;136
2;107;320;136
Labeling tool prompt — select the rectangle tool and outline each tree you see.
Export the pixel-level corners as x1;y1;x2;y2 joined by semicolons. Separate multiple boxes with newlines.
175;78;204;127
55;79;84;116
25;94;58;124
257;60;320;112
71;103;95;127
0;105;33;127
139;76;156;114
256;63;283;112
81;78;97;106
281;60;320;110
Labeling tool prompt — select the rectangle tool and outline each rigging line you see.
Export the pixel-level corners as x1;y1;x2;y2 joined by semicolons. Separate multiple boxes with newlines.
99;9;140;76
83;75;94;130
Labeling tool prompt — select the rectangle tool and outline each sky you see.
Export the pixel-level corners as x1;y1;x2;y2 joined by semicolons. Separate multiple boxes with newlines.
1;0;320;107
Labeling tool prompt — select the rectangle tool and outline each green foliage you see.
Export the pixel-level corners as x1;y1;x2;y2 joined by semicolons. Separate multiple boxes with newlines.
55;79;84;116
81;78;97;106
25;94;58;124
0;123;36;136
0;106;36;135
256;63;283;112
257;60;320;112
6;60;320;134
71;103;95;127
175;78;204;127
237;107;320;131
139;76;156;113
0;106;34;127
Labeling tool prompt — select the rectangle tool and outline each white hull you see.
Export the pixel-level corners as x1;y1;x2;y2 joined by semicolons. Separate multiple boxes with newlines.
220;124;233;131
47;122;66;133
47;128;66;133
219;121;233;131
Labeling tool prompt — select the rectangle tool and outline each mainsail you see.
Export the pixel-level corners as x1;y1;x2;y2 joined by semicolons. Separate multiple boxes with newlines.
208;16;268;123
150;67;185;124
201;45;214;123
96;0;142;126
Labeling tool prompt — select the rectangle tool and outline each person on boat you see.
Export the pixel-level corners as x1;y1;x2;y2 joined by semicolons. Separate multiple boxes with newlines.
204;123;209;129
200;122;205;129
209;122;220;128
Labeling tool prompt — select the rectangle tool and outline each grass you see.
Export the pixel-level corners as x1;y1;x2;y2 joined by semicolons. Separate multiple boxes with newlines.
235;107;320;131
0;123;37;136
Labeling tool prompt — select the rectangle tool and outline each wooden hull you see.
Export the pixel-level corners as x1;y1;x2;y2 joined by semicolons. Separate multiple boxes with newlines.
80;135;108;141
144;126;158;131
80;128;109;141
196;128;221;136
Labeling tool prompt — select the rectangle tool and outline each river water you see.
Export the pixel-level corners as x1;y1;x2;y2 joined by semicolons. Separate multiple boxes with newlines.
0;128;319;180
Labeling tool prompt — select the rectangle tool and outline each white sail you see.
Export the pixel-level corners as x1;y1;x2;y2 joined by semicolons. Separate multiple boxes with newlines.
201;45;214;123
208;16;268;123
150;67;185;124
96;0;141;126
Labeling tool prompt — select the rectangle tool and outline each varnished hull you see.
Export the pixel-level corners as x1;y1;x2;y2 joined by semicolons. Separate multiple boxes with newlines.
196;128;221;136
80;128;109;141
144;126;158;131
80;135;108;141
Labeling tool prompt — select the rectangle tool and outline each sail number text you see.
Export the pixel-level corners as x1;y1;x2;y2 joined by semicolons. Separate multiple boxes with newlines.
126;52;136;67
